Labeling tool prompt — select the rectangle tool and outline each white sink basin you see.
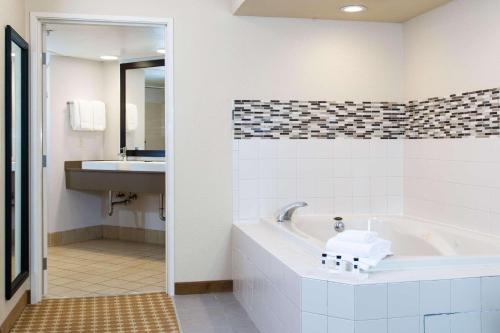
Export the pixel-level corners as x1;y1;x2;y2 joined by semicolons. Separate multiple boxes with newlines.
82;160;165;172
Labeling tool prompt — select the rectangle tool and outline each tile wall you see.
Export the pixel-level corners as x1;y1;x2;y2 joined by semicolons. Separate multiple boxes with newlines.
232;88;500;236
404;138;500;235
233;139;405;221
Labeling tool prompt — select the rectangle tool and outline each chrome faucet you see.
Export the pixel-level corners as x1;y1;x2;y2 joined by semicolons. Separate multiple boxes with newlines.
118;147;127;161
277;201;308;223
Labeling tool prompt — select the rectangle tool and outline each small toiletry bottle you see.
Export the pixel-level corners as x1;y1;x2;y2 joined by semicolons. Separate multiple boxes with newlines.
335;255;342;270
353;257;360;274
321;253;327;268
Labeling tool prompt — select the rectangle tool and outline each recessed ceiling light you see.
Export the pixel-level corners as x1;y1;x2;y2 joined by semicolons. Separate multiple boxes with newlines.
156;49;166;54
100;55;118;61
340;5;367;13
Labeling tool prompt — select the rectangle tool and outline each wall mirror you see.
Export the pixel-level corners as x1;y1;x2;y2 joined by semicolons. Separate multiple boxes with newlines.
5;25;29;300
120;59;165;157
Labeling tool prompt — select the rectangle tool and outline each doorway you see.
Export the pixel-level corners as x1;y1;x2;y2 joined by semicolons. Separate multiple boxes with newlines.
29;13;174;304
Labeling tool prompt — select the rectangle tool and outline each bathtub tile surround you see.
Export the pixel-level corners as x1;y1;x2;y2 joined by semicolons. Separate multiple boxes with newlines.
233;224;500;333
234;139;405;220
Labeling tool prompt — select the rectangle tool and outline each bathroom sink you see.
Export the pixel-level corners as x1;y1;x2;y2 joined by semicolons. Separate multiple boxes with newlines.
82;160;165;172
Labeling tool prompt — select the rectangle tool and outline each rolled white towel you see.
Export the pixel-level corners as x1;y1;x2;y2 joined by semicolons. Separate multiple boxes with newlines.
326;238;391;259
335;230;378;244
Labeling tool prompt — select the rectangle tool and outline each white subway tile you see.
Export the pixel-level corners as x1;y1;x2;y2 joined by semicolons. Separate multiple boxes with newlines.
333;159;352;177
239;140;260;159
387;196;403;215
239;179;259;199
239;159;260;179
351;141;371;159
302;278;327;315
327;317;354;333
388;317;419;333
419;280;451;315
259;159;277;179
259;179;277;198
353;178;371;196
353;196;371;214
386;177;403;196
277;179;297;198
334;178;353;196
354;319;388;333
239;198;259;220
259;198;277;217
482;310;500;333
302;312;327;333
334;197;353;214
450;312;481;333
424;314;450;333
354;284;388;320
259;140;278;159
298;140;333;159
370;177;387;196
388;282;419;318
277;139;298;159
481;276;500;311
328;282;354;320
277;159;297;178
332;138;352;159
450;278;480;313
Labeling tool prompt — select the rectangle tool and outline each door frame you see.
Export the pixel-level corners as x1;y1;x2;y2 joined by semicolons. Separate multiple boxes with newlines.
29;12;175;304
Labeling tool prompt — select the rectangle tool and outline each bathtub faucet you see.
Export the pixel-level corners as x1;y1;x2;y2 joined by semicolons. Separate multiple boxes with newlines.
277;202;308;223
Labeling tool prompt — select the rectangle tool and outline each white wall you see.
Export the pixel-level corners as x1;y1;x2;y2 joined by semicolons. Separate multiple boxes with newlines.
48;55;106;232
403;0;500;235
0;0;28;323
404;0;500;101
25;0;405;282
48;56;165;233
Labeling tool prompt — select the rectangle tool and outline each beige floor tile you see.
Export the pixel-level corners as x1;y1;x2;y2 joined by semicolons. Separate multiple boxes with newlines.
47;240;165;299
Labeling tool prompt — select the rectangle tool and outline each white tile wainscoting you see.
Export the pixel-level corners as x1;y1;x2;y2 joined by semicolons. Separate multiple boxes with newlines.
232;223;500;333
233;139;405;222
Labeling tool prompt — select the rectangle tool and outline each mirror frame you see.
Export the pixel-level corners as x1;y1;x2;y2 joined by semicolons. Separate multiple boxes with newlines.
120;59;165;157
5;25;29;300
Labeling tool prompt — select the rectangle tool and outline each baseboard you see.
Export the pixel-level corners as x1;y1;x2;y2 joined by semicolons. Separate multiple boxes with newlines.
174;280;233;295
0;290;30;333
49;225;165;246
48;225;102;246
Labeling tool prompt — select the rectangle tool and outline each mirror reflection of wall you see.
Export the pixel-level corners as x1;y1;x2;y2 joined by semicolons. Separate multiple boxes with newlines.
11;41;23;280
125;66;165;151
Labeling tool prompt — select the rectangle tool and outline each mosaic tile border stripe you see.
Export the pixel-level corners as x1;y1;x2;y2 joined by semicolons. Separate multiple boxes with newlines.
406;88;500;139
233;88;500;139
233;100;406;139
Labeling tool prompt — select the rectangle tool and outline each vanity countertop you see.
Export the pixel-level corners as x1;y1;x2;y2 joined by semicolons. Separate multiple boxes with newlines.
64;161;165;193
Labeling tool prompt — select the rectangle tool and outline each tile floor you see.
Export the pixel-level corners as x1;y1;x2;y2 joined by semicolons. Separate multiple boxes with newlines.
47;239;165;298
174;292;259;333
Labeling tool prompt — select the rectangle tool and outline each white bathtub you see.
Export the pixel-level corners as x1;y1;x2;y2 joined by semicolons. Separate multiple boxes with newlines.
262;214;500;271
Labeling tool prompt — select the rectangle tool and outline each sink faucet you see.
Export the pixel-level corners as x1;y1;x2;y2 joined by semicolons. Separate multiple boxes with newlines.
277;201;308;223
118;147;127;161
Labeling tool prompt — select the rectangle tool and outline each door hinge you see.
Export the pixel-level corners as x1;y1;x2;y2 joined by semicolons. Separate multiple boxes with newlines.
43;257;47;270
42;52;48;65
42;155;47;168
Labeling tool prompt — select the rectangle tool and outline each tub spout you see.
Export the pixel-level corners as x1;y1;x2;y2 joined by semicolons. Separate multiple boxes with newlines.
276;201;308;223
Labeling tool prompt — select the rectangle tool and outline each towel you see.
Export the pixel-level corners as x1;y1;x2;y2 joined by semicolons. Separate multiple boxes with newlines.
79;100;94;130
335;230;378;244
92;101;106;131
326;238;392;259
69;100;94;131
126;103;138;132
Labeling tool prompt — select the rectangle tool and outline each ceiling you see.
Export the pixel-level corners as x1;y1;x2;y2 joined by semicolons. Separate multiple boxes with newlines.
46;23;165;62
233;0;452;23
